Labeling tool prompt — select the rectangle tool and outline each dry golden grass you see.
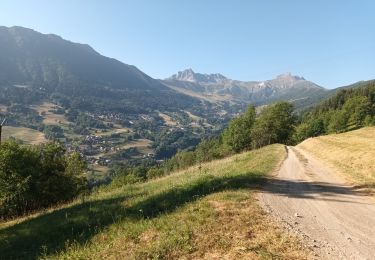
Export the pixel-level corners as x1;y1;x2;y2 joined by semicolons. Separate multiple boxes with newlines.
84;191;307;260
119;138;153;150
159;112;177;126
297;127;375;189
95;127;130;136
2;126;47;145
188;192;307;260
31;102;70;125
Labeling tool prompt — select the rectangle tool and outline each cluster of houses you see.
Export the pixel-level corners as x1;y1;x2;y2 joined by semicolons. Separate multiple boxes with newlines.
86;156;111;166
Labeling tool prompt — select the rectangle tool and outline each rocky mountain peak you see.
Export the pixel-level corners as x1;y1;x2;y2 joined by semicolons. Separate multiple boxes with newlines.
275;73;305;81
168;69;228;84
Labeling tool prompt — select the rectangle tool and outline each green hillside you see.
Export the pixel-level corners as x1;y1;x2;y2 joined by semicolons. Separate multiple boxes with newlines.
0;144;306;259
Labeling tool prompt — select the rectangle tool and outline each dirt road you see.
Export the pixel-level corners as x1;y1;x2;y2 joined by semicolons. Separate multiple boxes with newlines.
258;146;375;259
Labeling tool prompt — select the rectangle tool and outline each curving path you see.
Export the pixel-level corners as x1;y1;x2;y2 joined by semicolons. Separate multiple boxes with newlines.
258;146;375;259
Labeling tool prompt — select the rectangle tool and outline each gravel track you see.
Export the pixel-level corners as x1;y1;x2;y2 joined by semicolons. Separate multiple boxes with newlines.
258;146;375;259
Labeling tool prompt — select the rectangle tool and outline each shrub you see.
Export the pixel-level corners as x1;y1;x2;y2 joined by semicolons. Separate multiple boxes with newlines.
0;141;87;219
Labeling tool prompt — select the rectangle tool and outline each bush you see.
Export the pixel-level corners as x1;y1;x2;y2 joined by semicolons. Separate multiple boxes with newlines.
44;125;64;139
0;141;87;219
109;166;148;188
146;167;165;179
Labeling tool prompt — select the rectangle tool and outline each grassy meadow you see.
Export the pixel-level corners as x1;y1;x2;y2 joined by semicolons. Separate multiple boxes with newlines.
0;144;307;259
31;102;70;126
298;127;375;190
2;126;47;145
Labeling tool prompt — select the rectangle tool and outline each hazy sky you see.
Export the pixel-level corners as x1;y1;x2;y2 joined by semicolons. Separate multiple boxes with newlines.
0;0;374;88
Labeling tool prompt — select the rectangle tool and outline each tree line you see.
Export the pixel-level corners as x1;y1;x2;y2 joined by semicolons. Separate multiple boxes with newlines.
109;101;297;185
294;81;375;142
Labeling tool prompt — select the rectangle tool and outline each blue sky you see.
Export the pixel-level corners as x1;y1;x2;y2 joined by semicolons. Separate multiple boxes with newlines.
0;0;374;88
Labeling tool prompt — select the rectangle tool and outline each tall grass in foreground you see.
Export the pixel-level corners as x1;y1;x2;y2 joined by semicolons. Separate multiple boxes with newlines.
0;144;306;259
298;127;375;190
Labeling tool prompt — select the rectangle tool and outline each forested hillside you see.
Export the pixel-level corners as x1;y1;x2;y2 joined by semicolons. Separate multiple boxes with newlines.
294;80;375;142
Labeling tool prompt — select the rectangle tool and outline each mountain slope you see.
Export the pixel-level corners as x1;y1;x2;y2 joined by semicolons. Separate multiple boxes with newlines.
293;79;375;142
0;26;199;112
0;26;161;89
0;144;306;259
163;69;328;108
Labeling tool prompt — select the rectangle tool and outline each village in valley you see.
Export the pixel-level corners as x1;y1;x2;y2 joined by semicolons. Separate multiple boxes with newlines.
0;99;233;183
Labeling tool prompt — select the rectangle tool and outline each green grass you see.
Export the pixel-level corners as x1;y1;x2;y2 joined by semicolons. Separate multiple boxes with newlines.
0;144;306;259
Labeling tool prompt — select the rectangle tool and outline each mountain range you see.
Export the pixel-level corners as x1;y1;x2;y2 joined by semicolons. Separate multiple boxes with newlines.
0;26;198;114
162;69;329;109
0;25;368;116
0;25;373;178
0;24;373;199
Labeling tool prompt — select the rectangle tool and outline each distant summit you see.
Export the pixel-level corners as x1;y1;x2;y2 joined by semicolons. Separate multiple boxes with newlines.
163;69;327;107
168;68;228;84
168;69;308;87
263;73;310;89
275;73;305;81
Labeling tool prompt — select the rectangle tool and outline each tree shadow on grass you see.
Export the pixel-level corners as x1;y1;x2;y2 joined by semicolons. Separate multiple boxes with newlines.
0;172;265;259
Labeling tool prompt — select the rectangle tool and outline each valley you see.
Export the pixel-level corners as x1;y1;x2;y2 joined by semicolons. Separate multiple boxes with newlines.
0;26;341;184
0;98;215;183
0;17;374;260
